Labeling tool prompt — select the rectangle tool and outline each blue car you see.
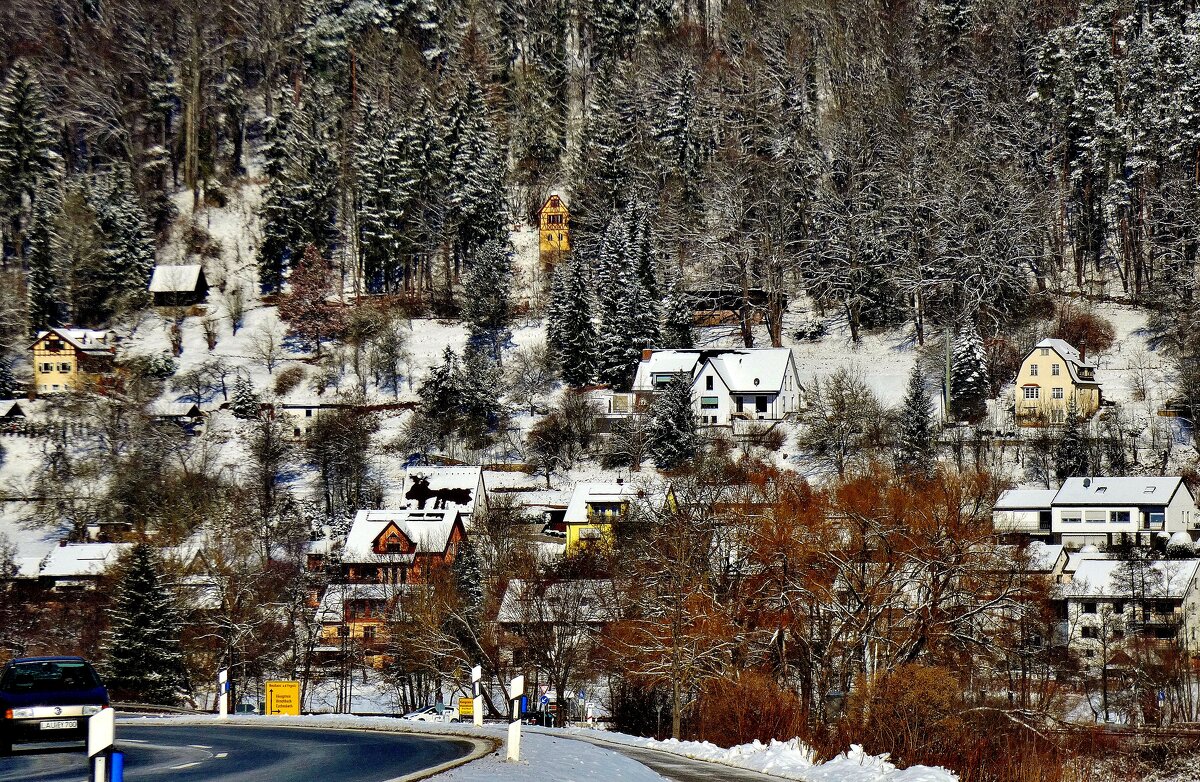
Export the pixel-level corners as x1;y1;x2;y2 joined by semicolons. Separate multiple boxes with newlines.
0;656;109;755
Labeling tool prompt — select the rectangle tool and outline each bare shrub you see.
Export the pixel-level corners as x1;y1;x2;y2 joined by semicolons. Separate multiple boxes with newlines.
1052;303;1116;357
273;365;306;397
696;671;805;748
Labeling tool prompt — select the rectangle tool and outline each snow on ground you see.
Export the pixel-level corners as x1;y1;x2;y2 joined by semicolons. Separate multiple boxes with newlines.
119;714;667;782
553;728;957;782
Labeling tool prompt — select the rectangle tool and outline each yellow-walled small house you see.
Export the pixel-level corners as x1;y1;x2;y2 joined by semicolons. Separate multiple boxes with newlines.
563;481;646;556
1015;338;1101;426
538;194;570;265
30;328;117;395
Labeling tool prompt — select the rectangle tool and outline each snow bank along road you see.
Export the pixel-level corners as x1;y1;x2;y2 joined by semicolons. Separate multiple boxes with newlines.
0;723;477;782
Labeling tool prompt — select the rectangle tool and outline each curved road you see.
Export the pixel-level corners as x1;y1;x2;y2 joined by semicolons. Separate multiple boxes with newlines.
0;723;474;782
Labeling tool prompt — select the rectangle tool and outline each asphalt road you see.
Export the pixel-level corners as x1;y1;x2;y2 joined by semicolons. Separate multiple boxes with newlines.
0;723;474;782
561;734;784;782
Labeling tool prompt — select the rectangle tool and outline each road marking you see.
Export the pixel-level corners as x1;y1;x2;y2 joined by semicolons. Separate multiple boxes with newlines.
188;744;213;749
216;752;228;758
122;739;148;743
171;762;202;770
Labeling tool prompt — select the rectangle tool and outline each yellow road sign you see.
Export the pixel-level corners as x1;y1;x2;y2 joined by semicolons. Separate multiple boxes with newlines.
458;697;474;717
265;680;301;716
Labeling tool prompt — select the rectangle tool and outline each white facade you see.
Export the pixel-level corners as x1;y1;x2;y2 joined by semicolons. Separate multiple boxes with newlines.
631;348;805;427
1062;559;1200;655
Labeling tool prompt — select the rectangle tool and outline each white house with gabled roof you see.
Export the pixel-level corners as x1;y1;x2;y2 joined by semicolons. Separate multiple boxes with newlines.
629;348;804;426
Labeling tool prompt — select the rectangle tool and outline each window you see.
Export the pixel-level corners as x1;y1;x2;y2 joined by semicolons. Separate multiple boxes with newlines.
1023;387;1040;400
1109;510;1130;524
1060;511;1082;524
700;396;719;410
1081;626;1099;639
736;397;745;413
306;409;313;417
705;376;713;391
756;396;768;413
1052;387;1064;399
385;541;403;553
293;428;301;438
1146;512;1166;530
1144;486;1156;494
58;362;70;373
363;625;377;642
40;363;52;373
1030;364;1039;377
1082;602;1097;614
1085;510;1106;523
1040;348;1049;356
1112;601;1125;614
1052;363;1061;376
1095;486;1106;493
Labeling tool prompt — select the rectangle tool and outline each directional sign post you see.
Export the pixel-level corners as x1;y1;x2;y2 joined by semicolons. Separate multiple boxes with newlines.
471;665;483;727
218;669;229;718
265;680;301;716
507;675;524;762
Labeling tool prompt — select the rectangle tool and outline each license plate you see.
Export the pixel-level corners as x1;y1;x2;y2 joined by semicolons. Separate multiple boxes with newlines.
40;719;78;730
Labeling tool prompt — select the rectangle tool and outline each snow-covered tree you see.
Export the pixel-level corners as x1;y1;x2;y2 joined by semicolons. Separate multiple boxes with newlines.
444;77;508;267
462;239;514;361
647;375;697;471
0;59;56;217
897;366;936;472
91;167;155;315
0;361;18;400
1054;403;1090;481
102;543;186;705
950;322;989;423
230;375;261;419
547;256;596;387
660;279;693;349
26;194;61;332
278;244;346;355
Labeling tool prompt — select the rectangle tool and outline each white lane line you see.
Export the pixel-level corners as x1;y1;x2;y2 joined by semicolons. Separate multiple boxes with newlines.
216;752;228;758
170;762;202;770
122;739;148;743
188;744;213;749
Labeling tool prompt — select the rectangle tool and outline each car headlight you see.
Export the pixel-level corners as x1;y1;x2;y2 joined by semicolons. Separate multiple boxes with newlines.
82;705;103;715
9;708;34;718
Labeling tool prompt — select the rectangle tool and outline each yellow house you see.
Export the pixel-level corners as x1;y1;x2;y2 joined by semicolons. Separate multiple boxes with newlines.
563;481;645;555
538;194;570;266
1015;338;1101;426
31;328;117;395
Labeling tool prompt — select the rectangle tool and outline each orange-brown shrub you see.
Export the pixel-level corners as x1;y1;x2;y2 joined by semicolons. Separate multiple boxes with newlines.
1052;304;1116;357
695;671;807;748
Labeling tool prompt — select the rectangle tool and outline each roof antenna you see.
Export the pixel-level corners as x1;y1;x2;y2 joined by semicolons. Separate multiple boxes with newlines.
1083;477;1091;488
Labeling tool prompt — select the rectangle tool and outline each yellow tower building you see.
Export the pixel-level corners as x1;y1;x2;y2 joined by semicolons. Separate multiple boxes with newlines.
538;194;570;266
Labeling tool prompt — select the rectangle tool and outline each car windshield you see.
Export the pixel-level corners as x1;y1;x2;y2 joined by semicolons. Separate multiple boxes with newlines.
0;661;100;693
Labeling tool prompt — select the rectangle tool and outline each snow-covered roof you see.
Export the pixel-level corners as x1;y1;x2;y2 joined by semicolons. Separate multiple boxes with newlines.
631;351;704;392
497;579;619;624
1054;477;1186;506
33;328;115;357
1024;542;1064;572
1062;549;1113;575
148;264;204;293
149;402;203;418
342;508;459;562
1029;338;1098;386
1064;559;1200;599
39;542;131;579
630;348;796;394
402;466;485;515
564;482;647;524
707;348;795;393
0;401;23;418
994;488;1057;511
316;583;412;623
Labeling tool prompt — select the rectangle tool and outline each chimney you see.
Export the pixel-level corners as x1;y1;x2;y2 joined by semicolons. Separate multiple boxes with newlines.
641;349;653;361
1079;344;1086;363
616;477;624;485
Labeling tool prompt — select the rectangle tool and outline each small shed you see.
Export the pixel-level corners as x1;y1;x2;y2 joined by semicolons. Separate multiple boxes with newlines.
149;264;208;306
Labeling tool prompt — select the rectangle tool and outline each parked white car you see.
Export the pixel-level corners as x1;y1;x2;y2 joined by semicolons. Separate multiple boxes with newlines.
401;704;460;723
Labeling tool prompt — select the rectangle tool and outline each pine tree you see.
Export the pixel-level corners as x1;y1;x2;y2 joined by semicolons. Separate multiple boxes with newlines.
950;322;989;422
230;375;261;419
597;262;658;391
647;375;697;470
27;194;61;332
353;102;419;294
897;366;935;471
462;239;514;361
0;360;18;400
103;543;186;705
1055;403;1090;481
660;279;693;349
0;59;57;214
547;255;596;386
91;167;155;312
444;77;508;266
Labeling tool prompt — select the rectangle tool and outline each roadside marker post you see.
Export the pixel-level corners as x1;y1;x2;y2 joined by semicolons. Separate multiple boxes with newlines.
506;675;523;762
88;707;122;782
218;669;229;718
471;665;483;728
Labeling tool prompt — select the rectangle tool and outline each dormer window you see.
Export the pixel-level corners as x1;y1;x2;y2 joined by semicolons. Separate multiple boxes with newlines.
1040;348;1049;356
1095;486;1106;494
47;340;62;352
1144;486;1156;494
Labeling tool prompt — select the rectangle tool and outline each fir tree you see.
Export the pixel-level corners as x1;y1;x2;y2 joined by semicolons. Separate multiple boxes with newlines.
451;538;484;650
0;59;57;215
26;194;61;332
1055;403;1090;481
461;239;514;361
103;543;186;705
444;78;508;266
647;375;697;471
547;256;596;386
230;375;261;419
897;366;936;472
950;321;989;423
91;167;155;313
660;279;693;349
597;262;658;390
0;360;18;400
